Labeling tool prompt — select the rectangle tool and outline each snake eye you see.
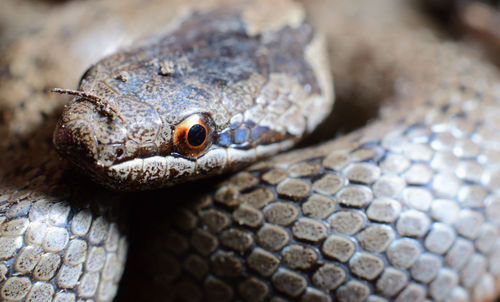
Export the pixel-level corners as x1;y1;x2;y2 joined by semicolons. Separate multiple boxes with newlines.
187;124;207;147
174;113;215;157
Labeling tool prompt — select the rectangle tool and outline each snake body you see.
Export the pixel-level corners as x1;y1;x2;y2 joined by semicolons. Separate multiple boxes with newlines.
2;0;500;301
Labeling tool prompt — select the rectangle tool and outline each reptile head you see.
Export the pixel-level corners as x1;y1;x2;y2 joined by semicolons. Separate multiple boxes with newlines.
53;80;248;191
53;8;332;191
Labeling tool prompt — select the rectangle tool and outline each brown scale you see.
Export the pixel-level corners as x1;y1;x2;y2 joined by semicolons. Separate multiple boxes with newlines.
2;0;500;302
50;3;326;191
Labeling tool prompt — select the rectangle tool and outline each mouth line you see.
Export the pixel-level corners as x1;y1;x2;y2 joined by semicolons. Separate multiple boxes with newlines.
102;140;294;189
58;139;294;190
101;140;267;167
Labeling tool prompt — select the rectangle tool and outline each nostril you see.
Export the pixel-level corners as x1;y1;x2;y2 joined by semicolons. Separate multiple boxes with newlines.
115;148;124;158
53;123;74;151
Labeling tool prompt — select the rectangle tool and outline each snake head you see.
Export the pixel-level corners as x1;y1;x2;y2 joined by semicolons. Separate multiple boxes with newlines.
53;7;332;191
52;84;299;191
53;78;303;191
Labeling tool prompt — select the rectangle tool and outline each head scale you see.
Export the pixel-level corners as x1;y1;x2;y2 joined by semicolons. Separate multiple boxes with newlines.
52;7;330;191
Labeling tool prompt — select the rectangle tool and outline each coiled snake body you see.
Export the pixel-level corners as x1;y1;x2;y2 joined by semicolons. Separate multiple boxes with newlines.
1;0;500;301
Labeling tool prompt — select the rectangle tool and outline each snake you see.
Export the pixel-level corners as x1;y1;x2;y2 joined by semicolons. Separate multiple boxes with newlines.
1;0;500;301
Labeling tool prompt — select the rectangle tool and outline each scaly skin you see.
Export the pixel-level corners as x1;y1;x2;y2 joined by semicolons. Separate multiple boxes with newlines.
52;1;333;191
1;0;500;302
119;1;500;301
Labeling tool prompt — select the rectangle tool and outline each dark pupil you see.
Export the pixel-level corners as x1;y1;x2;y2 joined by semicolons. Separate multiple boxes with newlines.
187;124;206;147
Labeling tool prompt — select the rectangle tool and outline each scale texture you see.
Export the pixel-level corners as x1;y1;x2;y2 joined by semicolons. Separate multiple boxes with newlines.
53;1;332;191
2;0;500;302
119;1;500;301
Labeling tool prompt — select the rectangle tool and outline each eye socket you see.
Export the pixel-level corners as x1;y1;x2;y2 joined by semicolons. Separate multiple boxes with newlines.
174;113;215;157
